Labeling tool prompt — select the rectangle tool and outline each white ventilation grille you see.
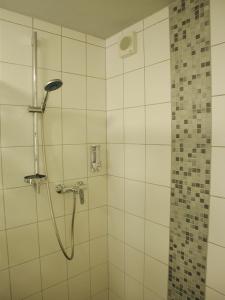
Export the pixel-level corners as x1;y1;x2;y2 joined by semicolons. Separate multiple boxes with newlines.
119;32;137;58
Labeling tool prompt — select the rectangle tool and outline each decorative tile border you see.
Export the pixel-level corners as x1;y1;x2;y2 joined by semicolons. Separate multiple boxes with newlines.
168;0;211;299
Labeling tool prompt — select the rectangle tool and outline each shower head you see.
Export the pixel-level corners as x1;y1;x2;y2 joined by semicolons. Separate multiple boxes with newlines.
42;79;63;112
44;79;63;92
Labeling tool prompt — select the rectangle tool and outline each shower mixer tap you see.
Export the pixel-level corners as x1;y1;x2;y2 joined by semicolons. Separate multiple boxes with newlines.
55;181;86;204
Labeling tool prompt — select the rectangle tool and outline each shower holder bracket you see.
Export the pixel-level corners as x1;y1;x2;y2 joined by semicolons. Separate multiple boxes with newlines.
24;174;47;192
28;106;43;113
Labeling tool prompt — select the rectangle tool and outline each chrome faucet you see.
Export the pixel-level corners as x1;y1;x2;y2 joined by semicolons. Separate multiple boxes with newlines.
55;181;86;204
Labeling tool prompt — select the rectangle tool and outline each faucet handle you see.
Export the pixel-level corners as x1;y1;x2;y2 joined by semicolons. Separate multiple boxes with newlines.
56;184;64;193
77;181;87;189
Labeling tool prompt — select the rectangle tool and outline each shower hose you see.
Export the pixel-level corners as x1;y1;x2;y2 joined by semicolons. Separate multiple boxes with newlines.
41;114;75;260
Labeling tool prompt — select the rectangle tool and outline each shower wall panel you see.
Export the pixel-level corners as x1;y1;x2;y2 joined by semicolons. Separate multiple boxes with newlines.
0;8;108;300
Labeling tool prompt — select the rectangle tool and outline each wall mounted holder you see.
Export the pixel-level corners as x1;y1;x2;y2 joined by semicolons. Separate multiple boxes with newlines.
90;145;101;172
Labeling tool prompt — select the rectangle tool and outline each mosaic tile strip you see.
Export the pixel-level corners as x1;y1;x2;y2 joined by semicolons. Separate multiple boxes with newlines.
168;0;211;299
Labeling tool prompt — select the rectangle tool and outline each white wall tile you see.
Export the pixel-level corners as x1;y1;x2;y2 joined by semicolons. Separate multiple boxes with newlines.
212;44;225;96
62;37;86;74
206;287;225;300
123;20;143;35
2;147;34;188
37;182;64;221
109;264;125;298
87;110;106;143
107;75;123;110
0;8;32;26
124;32;144;73
0;231;8;270
108;144;124;177
10;259;41;300
144;287;162;300
62;109;86;144
108;207;124;241
41;145;63;182
125;275;143;300
67;242;90;277
0;190;5;230
106;44;123;78
209;196;225;248
146;102;171;144
212;96;225;146
62;27;85;41
91;264;108;295
25;293;43;300
210;0;225;46
144;256;168;299
37;30;61;71
87;35;105;47
87;44;106;78
145;60;171;104
87;77;106;110
43;108;62;145
63;145;87;180
125;179;145;218
88;175;107;208
108;236;125;270
125;213;144;251
4;186;36;228
146;145;171;186
146;183;170;227
0;269;11;300
66;211;89;246
211;147;225;197
34;19;61;34
0;20;32;65
41;251;67;288
92;290;109;300
62;72;86;109
7;224;39;265
1;105;33;147
0;62;32;106
125;144;145;181
125;246;144;282
43;282;68;300
90;236;107;267
106;31;122;48
108;175;124;210
145;221;169;264
38;218;65;256
207;243;225;295
144;7;169;29
124;68;145;108
107;110;124;143
124;107;145;144
69;271;91;300
89;206;107;238
144;19;170;66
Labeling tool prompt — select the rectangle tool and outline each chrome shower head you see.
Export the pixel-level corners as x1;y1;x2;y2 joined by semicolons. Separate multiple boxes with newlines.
44;79;63;92
42;79;63;112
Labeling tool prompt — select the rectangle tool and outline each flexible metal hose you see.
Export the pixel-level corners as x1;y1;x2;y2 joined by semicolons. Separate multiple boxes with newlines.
41;114;75;260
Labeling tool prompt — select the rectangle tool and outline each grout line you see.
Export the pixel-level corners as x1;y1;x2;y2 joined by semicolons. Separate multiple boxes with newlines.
106;58;170;80
107;101;171;111
121;48;126;299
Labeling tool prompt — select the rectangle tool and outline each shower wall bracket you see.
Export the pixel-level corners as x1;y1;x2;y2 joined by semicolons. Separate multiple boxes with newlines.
24;31;46;193
28;106;43;113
